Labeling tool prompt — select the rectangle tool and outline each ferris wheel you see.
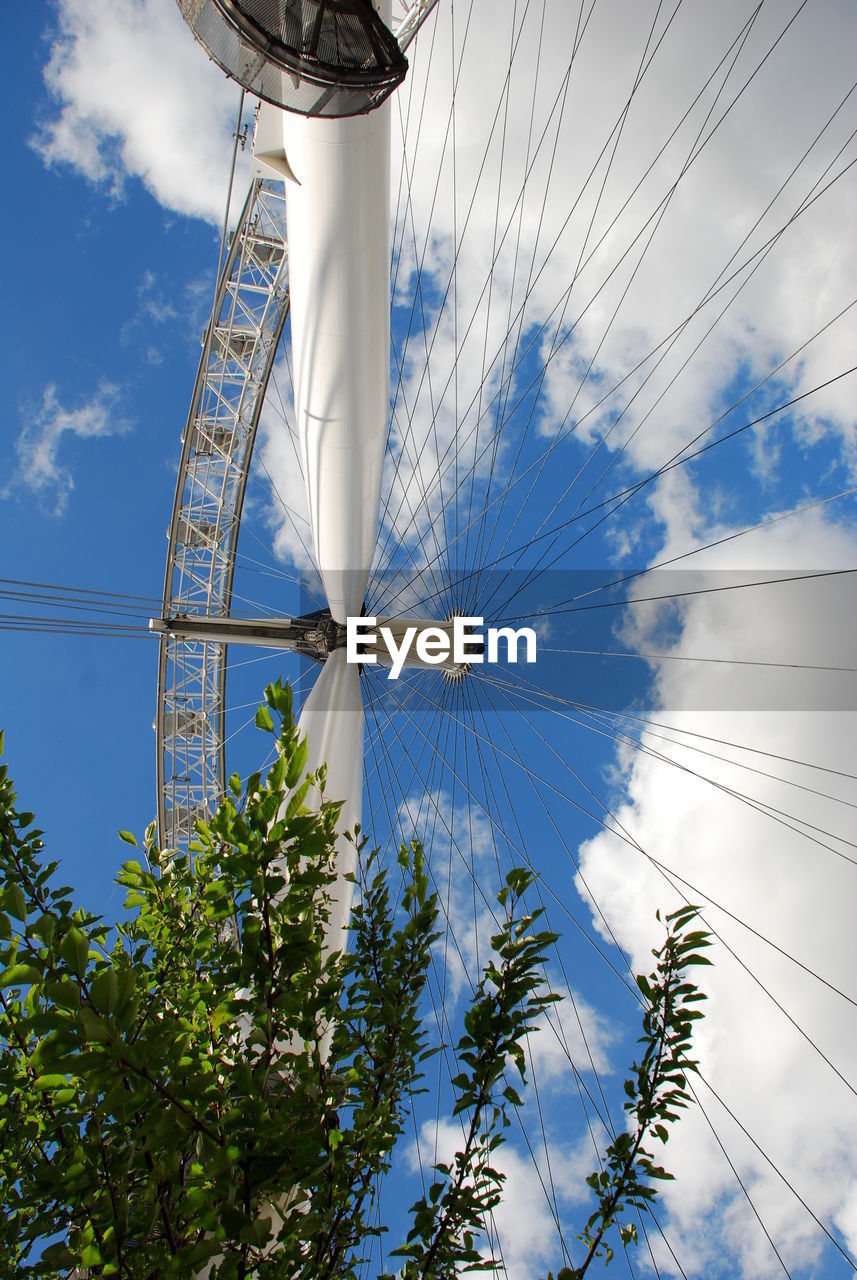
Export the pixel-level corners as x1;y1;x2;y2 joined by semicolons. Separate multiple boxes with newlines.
153;1;857;1275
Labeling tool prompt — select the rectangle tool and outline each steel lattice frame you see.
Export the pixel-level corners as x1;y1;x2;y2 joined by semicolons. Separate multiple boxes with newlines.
156;176;290;848
391;0;439;51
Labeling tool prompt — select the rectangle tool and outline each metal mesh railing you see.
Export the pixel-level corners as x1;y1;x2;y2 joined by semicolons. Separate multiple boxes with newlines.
177;0;407;117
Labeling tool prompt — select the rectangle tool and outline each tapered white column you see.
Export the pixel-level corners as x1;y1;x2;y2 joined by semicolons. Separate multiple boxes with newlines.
252;4;393;952
296;648;364;944
281;8;392;624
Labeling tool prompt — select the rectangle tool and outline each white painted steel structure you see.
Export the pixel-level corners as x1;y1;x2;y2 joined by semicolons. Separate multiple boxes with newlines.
282;98;391;625
391;0;439;50
158;0;430;856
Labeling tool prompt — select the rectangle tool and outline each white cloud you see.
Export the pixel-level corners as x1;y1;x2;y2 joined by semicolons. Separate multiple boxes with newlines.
527;987;615;1086
835;1182;857;1262
383;30;857;1271
575;503;857;1276
392;785;501;1007
378;25;857;1265
256;358;315;572
5;383;133;515
385;0;857;551
120;268;213;365
33;0;245;223
31;1;856;552
406;1118;594;1280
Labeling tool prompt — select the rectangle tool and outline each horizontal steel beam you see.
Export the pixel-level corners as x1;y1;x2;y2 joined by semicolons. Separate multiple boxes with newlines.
153;609;345;663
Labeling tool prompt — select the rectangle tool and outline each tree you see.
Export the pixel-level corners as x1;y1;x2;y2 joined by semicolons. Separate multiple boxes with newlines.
0;684;710;1278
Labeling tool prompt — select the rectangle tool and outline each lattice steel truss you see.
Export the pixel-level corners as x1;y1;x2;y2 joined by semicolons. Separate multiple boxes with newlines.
392;0;439;51
156;177;290;849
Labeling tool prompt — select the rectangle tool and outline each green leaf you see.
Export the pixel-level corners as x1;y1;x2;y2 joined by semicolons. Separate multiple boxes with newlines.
266;752;287;791
90;967;119;1014
265;679;293;718
118;829;138;846
6;882;27;922
31;911;56;945
34;1073;71;1092
79;1005;111;1044
255;704;275;733
285;734;309;789
328;1128;344;1151
60;925;90;976
46;977;81;1009
0;962;41;988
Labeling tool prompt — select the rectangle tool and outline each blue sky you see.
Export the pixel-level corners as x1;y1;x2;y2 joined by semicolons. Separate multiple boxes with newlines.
2;2;857;1276
1;5;223;913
